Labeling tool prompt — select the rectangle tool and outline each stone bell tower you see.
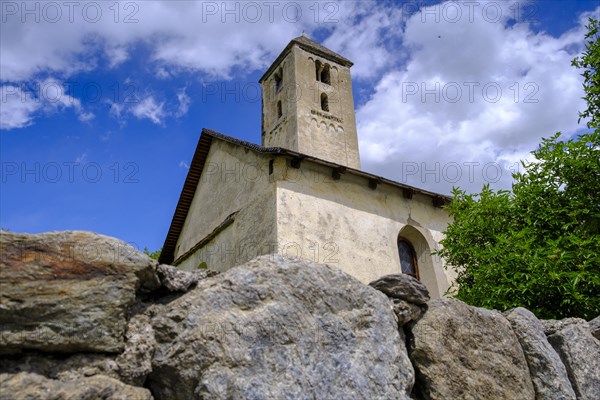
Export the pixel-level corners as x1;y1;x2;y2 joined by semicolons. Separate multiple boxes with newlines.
259;35;361;169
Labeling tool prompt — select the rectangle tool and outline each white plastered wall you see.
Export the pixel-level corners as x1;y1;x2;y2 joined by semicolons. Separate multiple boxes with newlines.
273;158;452;298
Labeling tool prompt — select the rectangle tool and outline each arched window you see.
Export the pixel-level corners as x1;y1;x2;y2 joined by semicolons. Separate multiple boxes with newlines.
320;93;329;112
398;239;419;279
321;65;331;85
274;70;283;93
315;60;322;81
277;100;282;119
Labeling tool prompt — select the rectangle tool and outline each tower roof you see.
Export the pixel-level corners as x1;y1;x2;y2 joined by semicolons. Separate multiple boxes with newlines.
259;35;353;83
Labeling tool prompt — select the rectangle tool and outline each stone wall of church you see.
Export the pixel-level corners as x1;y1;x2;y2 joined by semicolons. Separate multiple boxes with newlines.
173;140;277;272
272;157;454;298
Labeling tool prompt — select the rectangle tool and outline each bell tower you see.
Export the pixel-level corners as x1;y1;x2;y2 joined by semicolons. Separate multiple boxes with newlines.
259;35;361;169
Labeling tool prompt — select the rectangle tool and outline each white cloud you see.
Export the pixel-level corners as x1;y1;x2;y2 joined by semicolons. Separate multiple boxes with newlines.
1;0;596;197
155;67;172;79
356;1;595;194
108;101;124;119
107;89;190;125
105;45;129;68
1;79;94;130
179;160;190;169
0;85;41;129
0;1;400;83
3;1;388;128
175;88;191;117
75;152;88;163
323;2;404;79
131;96;166;125
78;111;95;122
0;1;321;82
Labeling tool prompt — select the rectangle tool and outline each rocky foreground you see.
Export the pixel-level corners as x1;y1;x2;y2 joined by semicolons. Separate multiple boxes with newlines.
0;231;598;399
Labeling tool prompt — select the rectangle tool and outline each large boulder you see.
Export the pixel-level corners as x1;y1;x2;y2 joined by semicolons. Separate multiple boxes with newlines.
408;298;535;400
0;231;160;354
504;308;576;399
147;255;414;400
369;274;429;325
548;324;600;399
0;372;152;399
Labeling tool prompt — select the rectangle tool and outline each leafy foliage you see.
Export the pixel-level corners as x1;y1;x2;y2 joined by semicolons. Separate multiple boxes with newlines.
143;247;162;261
572;18;600;129
437;19;600;320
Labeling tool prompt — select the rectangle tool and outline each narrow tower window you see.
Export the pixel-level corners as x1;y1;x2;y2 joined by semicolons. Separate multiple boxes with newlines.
274;70;283;93
398;239;419;279
315;60;322;81
277;100;282;119
321;65;331;85
320;93;329;112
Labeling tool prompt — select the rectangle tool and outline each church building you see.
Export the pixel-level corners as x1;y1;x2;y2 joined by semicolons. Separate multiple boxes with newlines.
159;35;454;298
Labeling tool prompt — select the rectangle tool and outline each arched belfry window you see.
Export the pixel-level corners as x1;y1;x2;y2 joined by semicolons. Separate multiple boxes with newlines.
277;100;282;119
315;60;322;81
398;239;419;279
274;70;283;93
320;93;329;112
315;61;331;85
321;65;331;85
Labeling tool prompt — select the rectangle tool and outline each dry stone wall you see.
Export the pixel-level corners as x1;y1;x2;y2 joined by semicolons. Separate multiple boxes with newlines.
0;231;598;399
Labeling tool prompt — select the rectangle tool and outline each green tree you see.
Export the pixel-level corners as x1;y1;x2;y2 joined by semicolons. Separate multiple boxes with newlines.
437;19;600;320
143;247;162;261
572;18;600;129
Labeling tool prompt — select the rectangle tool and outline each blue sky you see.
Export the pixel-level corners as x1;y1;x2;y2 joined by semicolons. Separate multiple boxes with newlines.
1;0;598;251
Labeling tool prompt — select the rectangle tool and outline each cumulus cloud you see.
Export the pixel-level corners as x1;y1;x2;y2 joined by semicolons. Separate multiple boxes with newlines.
2;1;389;128
1;0;597;200
356;1;596;194
0;1;356;82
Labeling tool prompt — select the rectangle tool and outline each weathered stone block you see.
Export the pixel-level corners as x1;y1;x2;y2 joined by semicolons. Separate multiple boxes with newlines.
548;324;600;400
147;255;414;400
505;307;576;399
0;231;160;354
408;298;535;400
